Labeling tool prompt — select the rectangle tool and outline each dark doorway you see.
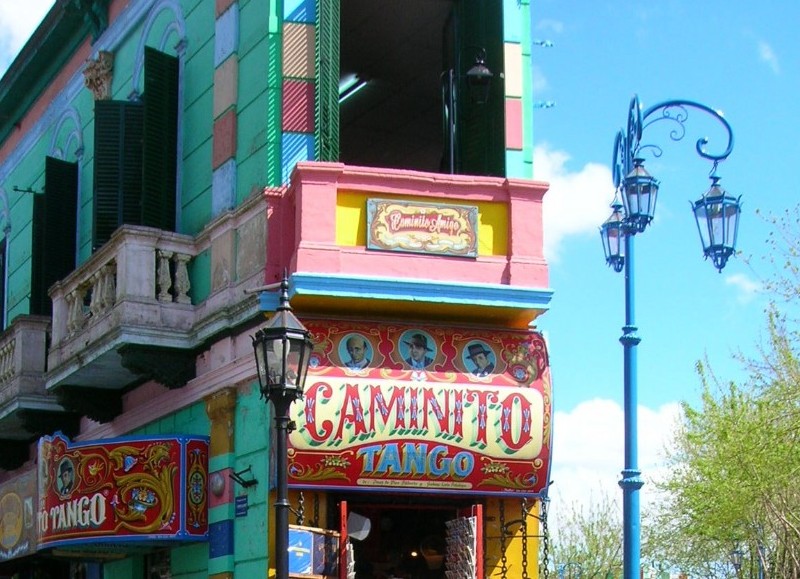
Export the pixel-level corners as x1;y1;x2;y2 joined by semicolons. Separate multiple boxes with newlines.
336;495;474;579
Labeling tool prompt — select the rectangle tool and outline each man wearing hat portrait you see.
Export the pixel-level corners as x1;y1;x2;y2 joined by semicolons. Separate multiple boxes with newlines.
403;332;434;369
467;343;495;377
58;459;75;496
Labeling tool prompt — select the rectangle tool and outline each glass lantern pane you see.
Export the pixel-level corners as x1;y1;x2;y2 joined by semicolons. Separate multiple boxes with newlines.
266;337;284;385
607;228;621;256
723;203;740;247
254;342;267;386
693;201;711;251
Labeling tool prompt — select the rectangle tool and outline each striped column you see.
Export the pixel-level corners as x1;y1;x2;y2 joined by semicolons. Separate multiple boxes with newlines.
205;388;238;579
212;0;240;217
279;0;317;183
503;0;532;179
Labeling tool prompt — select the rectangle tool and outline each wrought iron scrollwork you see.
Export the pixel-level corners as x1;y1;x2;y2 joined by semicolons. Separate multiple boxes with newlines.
612;94;735;190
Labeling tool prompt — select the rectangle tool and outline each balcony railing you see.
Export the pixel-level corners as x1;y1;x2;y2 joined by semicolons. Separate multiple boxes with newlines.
0;315;51;415
51;225;196;350
47;192;267;393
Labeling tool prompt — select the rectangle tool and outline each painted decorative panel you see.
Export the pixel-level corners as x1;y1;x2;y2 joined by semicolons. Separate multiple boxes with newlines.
287;320;552;498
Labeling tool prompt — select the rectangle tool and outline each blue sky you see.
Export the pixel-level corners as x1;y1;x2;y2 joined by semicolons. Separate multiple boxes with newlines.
531;0;799;517
2;0;797;534
534;0;794;411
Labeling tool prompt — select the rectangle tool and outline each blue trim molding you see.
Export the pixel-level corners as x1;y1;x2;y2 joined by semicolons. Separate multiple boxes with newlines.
260;273;552;315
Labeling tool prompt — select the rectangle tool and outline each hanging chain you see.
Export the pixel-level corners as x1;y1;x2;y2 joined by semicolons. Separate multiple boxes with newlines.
296;491;305;525
539;498;550;579
499;499;508;579
521;497;530;579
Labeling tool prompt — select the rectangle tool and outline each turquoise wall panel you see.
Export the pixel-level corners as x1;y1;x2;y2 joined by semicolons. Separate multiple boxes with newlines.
182;90;213;162
103;556;144;578
189;249;211;304
505;149;528;179
503;0;522;42
181;141;213;235
234;501;268;560
235;558;269;578
237;38;270;112
240;0;271;61
171;541;209;576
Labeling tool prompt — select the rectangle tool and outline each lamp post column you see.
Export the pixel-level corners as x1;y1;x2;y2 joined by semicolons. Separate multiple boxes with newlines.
620;232;643;579
272;394;294;579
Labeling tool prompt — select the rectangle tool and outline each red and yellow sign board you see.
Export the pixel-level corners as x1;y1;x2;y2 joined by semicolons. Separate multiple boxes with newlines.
288;321;552;497
366;199;479;257
0;470;36;561
37;434;208;549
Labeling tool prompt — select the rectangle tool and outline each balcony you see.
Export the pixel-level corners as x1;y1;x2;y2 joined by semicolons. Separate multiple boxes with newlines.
46;193;267;422
265;163;552;328
0;315;78;469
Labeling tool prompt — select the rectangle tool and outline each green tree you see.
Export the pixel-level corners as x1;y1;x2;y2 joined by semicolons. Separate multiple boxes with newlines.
546;490;623;579
647;208;800;579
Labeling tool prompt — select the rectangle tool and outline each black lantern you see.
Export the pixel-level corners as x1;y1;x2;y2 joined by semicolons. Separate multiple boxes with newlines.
692;176;742;272
252;275;313;579
622;157;659;233
600;198;626;273
252;277;313;403
465;48;493;105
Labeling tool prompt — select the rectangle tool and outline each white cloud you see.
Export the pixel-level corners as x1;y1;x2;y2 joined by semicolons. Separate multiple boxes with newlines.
725;272;762;304
0;0;54;75
532;65;550;94
547;399;681;531
536;18;564;35
757;41;780;75
534;144;613;263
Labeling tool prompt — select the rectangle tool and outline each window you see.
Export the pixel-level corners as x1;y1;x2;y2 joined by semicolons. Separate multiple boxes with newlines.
31;156;78;316
92;47;178;251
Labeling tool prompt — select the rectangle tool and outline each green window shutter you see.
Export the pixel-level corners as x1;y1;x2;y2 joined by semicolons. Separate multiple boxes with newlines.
454;0;504;177
32;157;78;315
316;0;340;161
92;99;144;251
142;47;178;232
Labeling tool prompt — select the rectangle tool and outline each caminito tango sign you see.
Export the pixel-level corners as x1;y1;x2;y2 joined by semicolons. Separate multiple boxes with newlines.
288;321;553;497
37;433;208;549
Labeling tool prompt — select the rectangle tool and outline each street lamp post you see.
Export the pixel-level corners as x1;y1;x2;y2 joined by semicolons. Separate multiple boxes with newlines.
599;96;742;579
252;276;314;579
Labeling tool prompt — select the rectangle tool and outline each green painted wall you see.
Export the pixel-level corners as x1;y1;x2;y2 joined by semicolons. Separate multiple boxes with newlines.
233;383;271;573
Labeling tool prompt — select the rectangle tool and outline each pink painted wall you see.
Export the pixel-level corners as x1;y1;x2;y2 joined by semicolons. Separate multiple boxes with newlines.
265;162;549;289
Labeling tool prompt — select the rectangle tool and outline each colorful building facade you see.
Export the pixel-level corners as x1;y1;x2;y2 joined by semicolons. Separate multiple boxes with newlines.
0;0;552;578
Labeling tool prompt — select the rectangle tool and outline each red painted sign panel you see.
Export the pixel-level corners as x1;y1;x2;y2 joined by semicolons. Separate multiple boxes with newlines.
288;321;552;497
37;433;208;549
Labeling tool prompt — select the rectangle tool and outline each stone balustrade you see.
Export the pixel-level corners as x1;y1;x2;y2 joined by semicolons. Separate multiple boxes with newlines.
0;316;50;411
50;225;196;348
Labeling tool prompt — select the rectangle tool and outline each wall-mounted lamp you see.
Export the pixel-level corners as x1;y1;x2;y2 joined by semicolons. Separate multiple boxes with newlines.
464;48;493;106
442;47;494;174
229;466;258;489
